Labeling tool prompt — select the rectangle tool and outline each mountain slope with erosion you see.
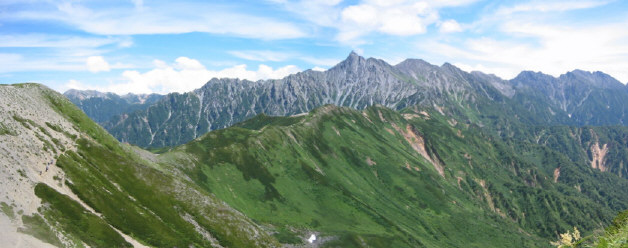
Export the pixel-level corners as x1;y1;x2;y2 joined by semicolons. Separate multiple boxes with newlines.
157;104;628;247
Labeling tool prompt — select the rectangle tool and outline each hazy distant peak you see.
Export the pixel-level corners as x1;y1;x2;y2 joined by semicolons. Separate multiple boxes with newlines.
440;62;464;75
560;69;623;89
64;89;111;100
395;58;436;70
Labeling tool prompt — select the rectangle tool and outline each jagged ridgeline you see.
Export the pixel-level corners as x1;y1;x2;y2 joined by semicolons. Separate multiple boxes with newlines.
73;53;628;150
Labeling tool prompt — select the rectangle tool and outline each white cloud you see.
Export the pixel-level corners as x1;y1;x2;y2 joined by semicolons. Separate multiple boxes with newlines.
338;1;438;42
86;56;111;73
67;57;302;94
4;1;306;39
439;19;462;33
418;19;628;82
272;0;478;44
311;66;327;72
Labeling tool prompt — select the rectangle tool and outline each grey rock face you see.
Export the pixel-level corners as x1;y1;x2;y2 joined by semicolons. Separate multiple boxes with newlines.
104;52;505;147
511;70;628;125
77;52;628;148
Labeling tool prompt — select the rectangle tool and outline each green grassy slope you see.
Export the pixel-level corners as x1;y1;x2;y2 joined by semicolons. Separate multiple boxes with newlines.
160;104;628;247
14;84;279;247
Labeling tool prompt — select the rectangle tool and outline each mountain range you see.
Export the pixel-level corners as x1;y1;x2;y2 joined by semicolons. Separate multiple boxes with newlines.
3;83;627;247
64;89;163;124
69;52;628;149
2;52;628;247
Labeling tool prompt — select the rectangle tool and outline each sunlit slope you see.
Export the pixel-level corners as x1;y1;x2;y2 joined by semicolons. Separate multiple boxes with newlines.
161;104;628;247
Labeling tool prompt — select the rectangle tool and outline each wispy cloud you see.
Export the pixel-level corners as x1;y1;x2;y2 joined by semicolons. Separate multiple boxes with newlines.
0;34;131;48
0;53;84;73
496;0;610;15
0;51;134;74
228;50;294;62
229;49;342;67
300;56;342;67
4;1;306;39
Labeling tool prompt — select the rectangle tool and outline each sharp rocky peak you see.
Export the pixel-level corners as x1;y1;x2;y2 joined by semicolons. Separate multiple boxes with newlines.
327;51;396;72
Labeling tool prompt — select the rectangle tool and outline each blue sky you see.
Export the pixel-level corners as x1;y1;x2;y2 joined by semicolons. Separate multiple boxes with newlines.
1;0;627;94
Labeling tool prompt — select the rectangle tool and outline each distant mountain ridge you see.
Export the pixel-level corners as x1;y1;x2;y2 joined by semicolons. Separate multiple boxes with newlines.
67;52;628;148
64;89;163;124
511;69;628;125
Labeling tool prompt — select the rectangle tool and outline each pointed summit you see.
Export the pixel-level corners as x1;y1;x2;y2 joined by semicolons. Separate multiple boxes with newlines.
344;50;363;64
348;50;359;58
329;51;366;71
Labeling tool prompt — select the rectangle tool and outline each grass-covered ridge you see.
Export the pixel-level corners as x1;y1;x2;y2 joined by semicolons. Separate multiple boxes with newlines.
34;183;131;248
156;104;628;247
